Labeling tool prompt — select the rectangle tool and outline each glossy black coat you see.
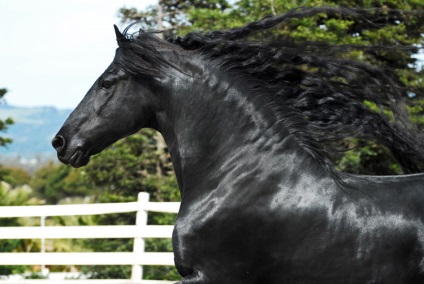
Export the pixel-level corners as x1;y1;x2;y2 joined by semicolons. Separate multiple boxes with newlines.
53;36;424;283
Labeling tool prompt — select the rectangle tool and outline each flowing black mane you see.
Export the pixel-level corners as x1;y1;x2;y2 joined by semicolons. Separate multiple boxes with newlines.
117;7;424;176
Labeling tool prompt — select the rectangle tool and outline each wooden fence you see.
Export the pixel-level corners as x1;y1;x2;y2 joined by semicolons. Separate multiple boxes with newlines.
0;192;180;284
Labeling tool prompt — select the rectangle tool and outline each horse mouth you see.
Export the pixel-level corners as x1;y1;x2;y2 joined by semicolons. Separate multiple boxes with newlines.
60;149;90;168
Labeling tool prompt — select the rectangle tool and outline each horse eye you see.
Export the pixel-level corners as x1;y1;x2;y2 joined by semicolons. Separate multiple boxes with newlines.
101;80;113;89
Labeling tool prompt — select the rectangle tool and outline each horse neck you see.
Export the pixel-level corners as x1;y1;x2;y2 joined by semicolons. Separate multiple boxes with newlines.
156;63;325;197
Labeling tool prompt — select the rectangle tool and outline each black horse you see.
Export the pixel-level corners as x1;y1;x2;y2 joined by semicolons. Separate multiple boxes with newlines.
53;7;424;283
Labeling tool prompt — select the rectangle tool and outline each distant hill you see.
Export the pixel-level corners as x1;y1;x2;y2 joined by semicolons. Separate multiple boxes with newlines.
0;105;72;161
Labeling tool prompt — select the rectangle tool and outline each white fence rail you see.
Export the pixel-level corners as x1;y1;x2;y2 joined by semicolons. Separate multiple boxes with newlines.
0;192;180;284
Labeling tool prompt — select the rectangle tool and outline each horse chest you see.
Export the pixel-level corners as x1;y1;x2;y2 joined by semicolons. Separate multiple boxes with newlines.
172;186;336;282
172;187;424;283
172;197;287;282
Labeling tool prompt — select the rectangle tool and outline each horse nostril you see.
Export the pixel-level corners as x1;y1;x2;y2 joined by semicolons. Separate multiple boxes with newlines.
52;135;66;152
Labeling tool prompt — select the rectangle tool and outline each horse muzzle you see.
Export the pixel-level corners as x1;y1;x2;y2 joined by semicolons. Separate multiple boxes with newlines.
52;134;90;168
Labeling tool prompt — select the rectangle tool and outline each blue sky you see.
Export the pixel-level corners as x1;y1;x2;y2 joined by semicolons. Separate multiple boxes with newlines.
0;0;156;109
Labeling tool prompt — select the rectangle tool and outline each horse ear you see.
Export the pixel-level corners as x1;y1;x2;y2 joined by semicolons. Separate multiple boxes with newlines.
114;25;127;47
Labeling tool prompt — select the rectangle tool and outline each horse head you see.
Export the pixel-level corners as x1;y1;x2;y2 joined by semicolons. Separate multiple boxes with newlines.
52;26;169;168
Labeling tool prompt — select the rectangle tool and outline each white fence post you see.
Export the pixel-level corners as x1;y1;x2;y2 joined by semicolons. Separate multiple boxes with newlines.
131;192;150;282
40;215;48;276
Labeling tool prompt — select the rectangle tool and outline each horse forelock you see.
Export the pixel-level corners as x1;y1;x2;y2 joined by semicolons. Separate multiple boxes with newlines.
115;26;182;78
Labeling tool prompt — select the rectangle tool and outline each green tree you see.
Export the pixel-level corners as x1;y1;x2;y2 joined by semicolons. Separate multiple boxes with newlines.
1;167;31;187
0;88;13;148
0;88;14;182
83;129;178;202
31;162;93;204
119;0;231;37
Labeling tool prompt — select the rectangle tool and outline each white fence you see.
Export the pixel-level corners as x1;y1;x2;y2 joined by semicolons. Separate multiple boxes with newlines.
0;192;180;284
